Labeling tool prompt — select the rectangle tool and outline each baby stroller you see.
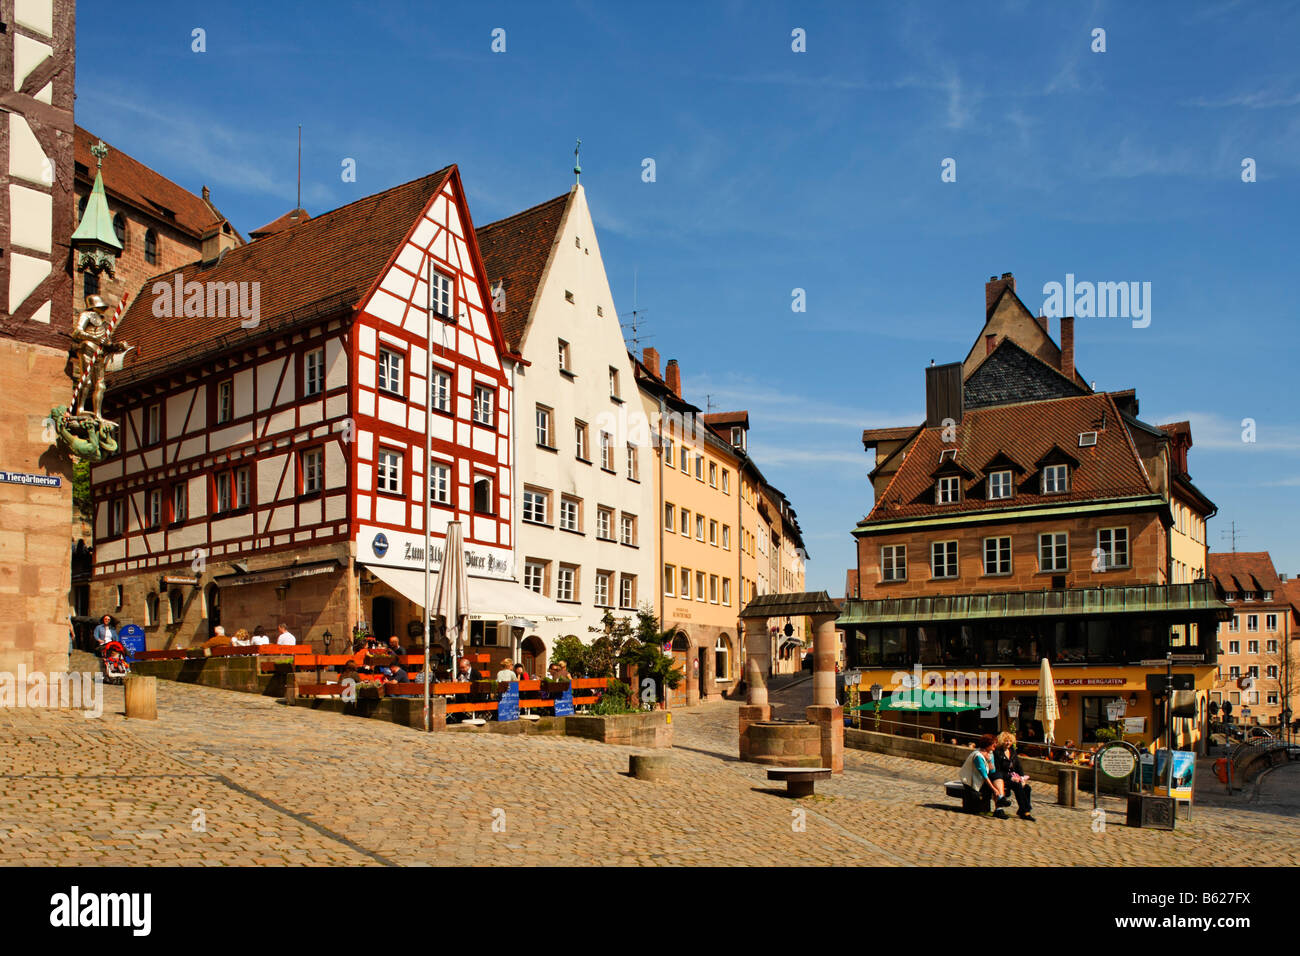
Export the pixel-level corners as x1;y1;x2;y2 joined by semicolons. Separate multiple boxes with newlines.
100;640;131;685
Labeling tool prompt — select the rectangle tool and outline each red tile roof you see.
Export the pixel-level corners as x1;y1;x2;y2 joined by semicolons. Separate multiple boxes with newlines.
112;167;453;384
250;208;311;239
865;392;1154;521
702;411;749;430
1207;552;1284;597
1280;579;1300;617
474;191;572;352
862;425;919;448
75;126;224;240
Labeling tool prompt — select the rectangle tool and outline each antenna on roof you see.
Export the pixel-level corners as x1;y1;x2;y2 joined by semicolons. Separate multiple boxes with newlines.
1220;522;1245;554
705;395;716;414
296;124;302;212
620;266;653;350
573;138;582;185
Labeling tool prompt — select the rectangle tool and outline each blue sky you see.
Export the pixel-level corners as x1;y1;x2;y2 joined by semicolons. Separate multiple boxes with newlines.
78;1;1300;590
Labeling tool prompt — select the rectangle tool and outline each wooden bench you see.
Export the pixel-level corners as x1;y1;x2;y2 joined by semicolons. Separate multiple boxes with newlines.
767;767;831;797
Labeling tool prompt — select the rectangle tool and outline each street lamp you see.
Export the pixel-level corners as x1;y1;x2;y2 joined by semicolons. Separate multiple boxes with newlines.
869;682;883;732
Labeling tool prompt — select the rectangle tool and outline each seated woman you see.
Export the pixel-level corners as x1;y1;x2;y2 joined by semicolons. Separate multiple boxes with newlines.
958;734;1011;817
494;658;518;683
994;732;1034;821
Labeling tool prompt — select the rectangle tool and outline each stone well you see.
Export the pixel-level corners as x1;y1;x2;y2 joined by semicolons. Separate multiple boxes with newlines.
740;719;823;768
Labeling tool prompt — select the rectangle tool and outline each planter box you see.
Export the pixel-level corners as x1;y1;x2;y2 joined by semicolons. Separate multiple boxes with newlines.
130;656;286;696
564;712;671;749
292;694;446;731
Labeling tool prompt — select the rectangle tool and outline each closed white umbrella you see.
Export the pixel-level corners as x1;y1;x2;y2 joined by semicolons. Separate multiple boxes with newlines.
425;520;469;731
1035;657;1060;747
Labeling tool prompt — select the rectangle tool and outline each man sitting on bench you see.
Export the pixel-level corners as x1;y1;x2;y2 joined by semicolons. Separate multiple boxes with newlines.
958;734;1012;818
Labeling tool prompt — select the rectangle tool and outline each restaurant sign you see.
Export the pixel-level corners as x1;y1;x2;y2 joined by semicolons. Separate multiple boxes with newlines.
356;525;512;580
1009;677;1126;686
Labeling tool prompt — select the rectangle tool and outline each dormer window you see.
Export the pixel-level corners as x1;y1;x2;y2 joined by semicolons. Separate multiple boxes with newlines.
938;449;957;464
731;427;746;451
1078;431;1098;447
936;475;961;504
1041;464;1069;494
987;470;1013;500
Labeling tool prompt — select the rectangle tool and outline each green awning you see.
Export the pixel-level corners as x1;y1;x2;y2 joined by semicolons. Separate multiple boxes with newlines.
838;581;1230;626
848;688;981;713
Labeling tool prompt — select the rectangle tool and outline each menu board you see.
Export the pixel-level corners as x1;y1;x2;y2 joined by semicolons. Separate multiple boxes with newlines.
498;684;519;722
554;687;575;717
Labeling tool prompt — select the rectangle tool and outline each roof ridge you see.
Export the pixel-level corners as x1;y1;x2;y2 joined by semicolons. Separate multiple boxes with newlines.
476;190;572;234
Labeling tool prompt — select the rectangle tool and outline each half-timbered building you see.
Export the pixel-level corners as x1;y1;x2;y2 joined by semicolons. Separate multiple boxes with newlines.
90;165;569;656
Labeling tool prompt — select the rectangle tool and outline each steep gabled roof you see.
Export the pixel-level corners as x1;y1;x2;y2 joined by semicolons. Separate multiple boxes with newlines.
862;425;918;449
1208;552;1284;597
862;392;1154;522
75;126;228;240
964;338;1090;409
474;192;572;352
112;167;453;384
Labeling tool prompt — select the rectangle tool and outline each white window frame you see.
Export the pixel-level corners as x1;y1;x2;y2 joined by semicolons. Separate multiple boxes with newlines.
216;380;233;424
522;488;549;525
594;571;611;607
524;561;545;595
472;385;495;426
430;369;451;413
881;544;907;582
147;488;162;528
709;520;718;546
557;565;576;602
609;366;620;399
722;578;731;606
619;574;635;609
626;444;639;481
1247;615;1259;632
696;571;706;603
1042;464;1069;494
234;467;251;509
620;513;637;546
430;268;455;319
722;525;731;550
559;496;580;532
376;448;402;495
146;403;161;445
988;470;1013;500
1096;527;1129;570
575;420;588;461
172;483;188;523
665;502;675;530
215;473;232;514
680;568;691;600
301;448;323;494
695;514;705;541
558;339;571;373
983;536;1011;575
931;540;958;579
596;507;613;541
536;405;553;447
429;463;450;505
664;564;676;597
305;347;325;396
1039;532;1069;572
936;475;960;504
377;348;404;395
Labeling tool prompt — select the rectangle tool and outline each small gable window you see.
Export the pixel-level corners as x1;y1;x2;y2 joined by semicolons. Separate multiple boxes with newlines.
936;475;961;504
988;470;1013;500
1041;464;1069;494
1079;431;1098;447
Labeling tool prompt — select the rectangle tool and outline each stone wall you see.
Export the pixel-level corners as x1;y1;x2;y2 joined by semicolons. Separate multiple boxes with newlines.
128;654;284;695
0;340;75;677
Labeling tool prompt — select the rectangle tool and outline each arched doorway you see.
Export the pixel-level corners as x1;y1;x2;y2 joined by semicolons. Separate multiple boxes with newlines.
371;596;395;643
205;584;221;638
669;632;691;708
520;635;545;678
715;634;733;683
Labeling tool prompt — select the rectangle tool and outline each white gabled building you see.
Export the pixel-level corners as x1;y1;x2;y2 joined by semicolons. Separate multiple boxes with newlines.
476;185;657;671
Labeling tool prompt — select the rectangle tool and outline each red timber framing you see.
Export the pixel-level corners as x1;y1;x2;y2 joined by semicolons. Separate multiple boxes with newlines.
90;165;520;586
349;168;516;576
91;315;354;576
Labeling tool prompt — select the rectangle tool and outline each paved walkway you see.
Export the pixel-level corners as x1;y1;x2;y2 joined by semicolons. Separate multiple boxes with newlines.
1;660;1297;866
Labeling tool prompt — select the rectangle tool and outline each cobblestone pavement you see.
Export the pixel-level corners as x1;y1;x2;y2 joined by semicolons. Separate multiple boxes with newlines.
1;659;1297;866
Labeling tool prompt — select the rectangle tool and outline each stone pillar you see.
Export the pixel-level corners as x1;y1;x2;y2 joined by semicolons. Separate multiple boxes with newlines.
806;704;844;773
812;613;838;707
738;620;771;760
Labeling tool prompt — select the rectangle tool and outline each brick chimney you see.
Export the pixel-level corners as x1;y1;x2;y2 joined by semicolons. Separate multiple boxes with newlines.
1035;313;1048;333
1060;316;1075;379
642;347;660;379
985;271;1015;313
664;359;681;396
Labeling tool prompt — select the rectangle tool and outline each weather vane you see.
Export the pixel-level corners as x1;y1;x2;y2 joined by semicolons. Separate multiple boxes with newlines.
574;138;581;184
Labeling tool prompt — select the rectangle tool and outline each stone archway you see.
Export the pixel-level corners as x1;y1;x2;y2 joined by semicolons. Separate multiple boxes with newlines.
669;632;692;708
520;635;545;678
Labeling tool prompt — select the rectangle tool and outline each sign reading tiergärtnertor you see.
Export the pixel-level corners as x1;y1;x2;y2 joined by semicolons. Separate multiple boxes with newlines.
0;471;61;487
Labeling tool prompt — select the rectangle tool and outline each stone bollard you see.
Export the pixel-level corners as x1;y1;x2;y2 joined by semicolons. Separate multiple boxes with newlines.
629;752;672;782
124;675;158;720
1057;768;1078;807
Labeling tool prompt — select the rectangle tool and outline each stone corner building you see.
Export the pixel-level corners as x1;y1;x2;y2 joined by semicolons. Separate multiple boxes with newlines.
0;0;76;675
842;272;1228;752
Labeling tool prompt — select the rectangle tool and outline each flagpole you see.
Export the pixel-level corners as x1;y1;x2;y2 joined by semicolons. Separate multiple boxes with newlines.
423;255;434;732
